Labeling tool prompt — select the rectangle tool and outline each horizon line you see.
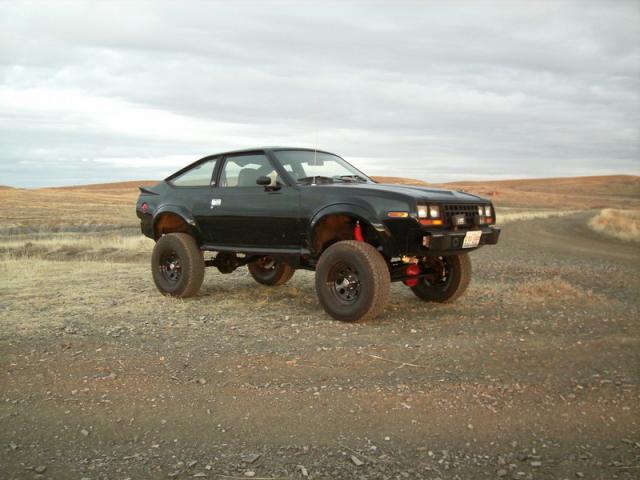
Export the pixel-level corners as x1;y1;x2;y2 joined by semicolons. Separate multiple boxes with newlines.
2;172;639;190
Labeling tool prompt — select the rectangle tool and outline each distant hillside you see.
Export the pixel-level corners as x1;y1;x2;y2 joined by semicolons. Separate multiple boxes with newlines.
371;176;431;186
375;174;640;209
55;178;434;189
442;174;639;195
50;180;159;192
440;175;640;209
0;174;636;233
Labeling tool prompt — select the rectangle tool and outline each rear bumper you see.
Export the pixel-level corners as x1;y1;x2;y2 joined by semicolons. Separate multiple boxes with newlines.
409;225;501;256
136;210;154;239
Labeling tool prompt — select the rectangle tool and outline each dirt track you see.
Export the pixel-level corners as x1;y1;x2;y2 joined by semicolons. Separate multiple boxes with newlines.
1;213;639;479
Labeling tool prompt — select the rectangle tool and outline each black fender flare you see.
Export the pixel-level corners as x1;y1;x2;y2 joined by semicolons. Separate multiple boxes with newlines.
152;205;202;241
308;203;397;257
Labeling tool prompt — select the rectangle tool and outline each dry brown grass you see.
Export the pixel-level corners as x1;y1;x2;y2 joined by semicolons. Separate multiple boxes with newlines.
588;209;640;243
372;176;430;186
512;277;596;302
374;174;640;209
0;257;155;333
0;233;154;262
497;208;579;224
440;175;640;209
0;175;638;236
0;183;148;233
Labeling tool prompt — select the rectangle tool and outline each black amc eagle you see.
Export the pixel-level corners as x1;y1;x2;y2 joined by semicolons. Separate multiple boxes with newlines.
136;147;500;322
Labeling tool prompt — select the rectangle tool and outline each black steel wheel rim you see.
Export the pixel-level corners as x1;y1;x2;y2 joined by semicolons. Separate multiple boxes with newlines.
326;261;361;304
422;256;452;289
160;250;182;284
256;256;277;272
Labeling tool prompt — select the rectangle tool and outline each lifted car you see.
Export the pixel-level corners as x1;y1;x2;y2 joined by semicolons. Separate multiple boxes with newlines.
136;147;500;321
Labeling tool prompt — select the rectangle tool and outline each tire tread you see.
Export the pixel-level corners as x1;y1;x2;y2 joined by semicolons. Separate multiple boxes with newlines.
151;232;204;298
248;260;295;286
410;253;471;303
315;240;390;322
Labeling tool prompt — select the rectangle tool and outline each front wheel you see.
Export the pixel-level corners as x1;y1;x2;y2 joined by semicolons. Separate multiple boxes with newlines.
315;240;390;322
248;256;295;286
151;233;204;298
410;253;471;303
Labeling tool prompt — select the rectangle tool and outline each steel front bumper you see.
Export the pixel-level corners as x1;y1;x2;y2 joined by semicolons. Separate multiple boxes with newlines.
412;226;501;256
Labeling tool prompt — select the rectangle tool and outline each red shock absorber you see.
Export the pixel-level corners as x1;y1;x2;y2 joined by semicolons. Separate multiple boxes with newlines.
404;264;422;287
354;221;365;241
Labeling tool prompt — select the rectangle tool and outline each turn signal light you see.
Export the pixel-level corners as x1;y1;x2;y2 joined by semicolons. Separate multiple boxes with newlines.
387;211;409;218
420;219;443;226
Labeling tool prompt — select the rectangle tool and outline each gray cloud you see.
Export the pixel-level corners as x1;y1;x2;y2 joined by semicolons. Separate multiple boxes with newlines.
1;0;638;187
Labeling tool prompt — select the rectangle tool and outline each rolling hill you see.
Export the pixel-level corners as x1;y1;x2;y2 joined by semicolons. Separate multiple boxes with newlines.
1;175;637;234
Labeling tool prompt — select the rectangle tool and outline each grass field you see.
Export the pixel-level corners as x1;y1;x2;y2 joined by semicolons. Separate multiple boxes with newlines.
1;175;639;479
589;208;640;243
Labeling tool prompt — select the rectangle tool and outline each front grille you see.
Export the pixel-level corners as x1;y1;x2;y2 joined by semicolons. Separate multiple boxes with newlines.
443;204;479;228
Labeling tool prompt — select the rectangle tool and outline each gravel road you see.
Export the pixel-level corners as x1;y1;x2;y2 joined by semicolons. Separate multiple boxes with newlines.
1;213;639;479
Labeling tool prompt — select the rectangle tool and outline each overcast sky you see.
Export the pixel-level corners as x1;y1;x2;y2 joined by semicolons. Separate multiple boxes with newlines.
1;1;639;187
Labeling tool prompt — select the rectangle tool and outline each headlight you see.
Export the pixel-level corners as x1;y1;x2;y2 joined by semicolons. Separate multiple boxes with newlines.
478;206;484;216
417;205;428;218
485;205;492;217
429;205;440;218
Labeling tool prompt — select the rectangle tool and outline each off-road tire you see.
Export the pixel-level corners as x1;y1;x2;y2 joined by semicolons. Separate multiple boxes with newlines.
248;257;295;286
151;232;204;298
315;240;390;322
410;253;471;303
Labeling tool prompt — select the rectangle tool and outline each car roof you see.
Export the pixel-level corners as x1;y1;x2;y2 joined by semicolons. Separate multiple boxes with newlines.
165;147;342;182
204;146;339;157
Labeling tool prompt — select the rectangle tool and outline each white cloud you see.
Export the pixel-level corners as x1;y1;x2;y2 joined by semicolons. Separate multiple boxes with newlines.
91;155;193;169
0;0;638;187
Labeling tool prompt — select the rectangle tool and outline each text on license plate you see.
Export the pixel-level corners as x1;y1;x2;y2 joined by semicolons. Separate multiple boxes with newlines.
462;230;482;248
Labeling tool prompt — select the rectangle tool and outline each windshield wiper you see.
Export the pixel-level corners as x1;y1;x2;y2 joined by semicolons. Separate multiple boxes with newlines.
296;176;347;185
336;174;368;183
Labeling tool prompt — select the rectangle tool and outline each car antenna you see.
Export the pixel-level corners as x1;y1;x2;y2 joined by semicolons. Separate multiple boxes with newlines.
313;132;318;185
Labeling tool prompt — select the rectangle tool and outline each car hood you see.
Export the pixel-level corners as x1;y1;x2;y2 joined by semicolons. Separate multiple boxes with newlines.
318;182;486;203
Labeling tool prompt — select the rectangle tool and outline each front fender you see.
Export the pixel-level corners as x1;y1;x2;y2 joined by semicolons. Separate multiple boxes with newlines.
308;203;398;257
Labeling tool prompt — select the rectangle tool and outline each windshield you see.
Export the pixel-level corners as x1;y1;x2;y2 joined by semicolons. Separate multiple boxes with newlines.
272;150;373;184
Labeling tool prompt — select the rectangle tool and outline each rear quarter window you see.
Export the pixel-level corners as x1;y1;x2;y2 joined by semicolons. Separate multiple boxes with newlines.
170;158;218;187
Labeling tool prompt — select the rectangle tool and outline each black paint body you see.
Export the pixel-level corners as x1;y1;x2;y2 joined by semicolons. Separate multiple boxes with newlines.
136;147;500;264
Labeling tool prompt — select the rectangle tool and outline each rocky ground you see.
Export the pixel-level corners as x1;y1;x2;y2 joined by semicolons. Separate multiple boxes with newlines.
1;212;639;479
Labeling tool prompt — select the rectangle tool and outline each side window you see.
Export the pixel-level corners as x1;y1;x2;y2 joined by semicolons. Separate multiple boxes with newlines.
220;154;278;187
171;158;218;187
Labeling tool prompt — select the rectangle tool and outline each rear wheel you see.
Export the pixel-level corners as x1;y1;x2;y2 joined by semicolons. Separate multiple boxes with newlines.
248;256;295;286
410;253;471;303
315;240;390;322
151;233;204;298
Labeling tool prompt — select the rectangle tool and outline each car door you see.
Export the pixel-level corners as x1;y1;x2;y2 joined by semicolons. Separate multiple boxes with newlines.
199;152;301;249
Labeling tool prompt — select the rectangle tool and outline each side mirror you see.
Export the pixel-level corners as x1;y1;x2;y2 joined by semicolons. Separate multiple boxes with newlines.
256;175;271;186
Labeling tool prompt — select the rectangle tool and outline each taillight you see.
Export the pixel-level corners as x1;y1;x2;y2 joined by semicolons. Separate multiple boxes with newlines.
141;202;149;213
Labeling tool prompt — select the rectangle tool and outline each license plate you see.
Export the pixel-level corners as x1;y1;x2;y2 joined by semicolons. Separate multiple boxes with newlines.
462;230;482;248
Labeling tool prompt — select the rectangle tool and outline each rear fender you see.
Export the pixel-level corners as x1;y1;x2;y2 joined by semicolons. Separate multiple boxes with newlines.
152;205;202;241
